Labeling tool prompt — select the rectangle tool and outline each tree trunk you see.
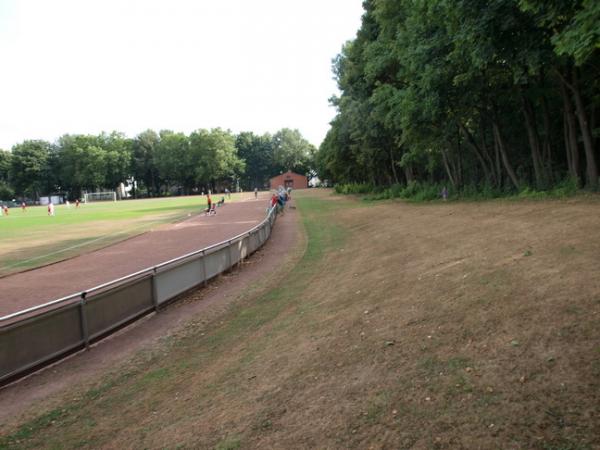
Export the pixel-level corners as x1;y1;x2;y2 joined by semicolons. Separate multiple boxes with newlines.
571;68;598;189
560;81;580;181
479;121;498;186
558;67;598;188
404;165;414;184
441;148;457;189
540;95;553;169
563;111;574;176
459;122;492;185
592;104;598;153
520;89;546;188
389;148;399;184
492;121;520;190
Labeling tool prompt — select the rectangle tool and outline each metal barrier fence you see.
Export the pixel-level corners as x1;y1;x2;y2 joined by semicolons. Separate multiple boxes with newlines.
0;207;277;384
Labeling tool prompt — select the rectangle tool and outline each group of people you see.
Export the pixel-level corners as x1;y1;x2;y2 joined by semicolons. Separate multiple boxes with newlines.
1;198;82;217
270;186;292;213
204;192;226;216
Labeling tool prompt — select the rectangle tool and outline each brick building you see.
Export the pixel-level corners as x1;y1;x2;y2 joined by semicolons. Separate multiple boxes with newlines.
269;171;308;190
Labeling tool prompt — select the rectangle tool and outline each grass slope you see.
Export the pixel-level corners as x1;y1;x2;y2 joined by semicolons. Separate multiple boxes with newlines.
1;191;599;449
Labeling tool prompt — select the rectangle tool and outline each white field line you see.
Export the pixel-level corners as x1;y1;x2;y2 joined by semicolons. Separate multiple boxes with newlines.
2;214;195;270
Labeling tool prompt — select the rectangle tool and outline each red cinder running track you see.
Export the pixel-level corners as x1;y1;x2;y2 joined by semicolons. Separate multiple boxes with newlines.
0;194;271;317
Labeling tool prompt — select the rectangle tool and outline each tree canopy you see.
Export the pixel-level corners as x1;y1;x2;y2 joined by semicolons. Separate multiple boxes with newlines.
1;127;314;200
318;0;600;192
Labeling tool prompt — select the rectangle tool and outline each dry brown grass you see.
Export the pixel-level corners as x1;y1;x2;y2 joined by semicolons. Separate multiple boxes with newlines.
1;192;599;449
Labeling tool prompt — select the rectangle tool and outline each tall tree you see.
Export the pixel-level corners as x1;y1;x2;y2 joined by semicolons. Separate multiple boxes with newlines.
235;132;274;190
0;149;14;199
319;0;599;192
100;132;133;192
154;131;192;194
190;128;244;190
271;128;315;175
132;130;161;196
10;140;52;198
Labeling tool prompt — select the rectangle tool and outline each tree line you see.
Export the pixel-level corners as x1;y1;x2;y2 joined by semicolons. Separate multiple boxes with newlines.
317;0;600;194
0;128;315;200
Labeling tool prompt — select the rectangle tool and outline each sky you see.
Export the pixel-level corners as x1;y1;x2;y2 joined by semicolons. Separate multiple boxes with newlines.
0;0;364;150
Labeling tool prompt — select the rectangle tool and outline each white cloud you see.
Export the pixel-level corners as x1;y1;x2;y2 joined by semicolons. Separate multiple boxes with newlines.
0;0;363;149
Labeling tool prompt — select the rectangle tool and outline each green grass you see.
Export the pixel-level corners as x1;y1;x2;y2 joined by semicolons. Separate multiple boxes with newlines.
0;196;210;238
0;194;239;274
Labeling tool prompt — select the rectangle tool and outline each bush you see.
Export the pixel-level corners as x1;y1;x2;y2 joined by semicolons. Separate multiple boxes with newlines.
334;183;375;195
333;177;580;203
551;177;579;197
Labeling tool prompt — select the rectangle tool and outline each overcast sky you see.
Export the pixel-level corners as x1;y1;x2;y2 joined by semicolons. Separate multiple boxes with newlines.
0;0;364;150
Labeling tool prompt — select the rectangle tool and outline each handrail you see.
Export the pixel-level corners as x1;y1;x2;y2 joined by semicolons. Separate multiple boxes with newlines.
0;206;276;323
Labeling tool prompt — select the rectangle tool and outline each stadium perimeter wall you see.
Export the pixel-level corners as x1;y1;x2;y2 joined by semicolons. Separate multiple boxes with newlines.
0;207;277;385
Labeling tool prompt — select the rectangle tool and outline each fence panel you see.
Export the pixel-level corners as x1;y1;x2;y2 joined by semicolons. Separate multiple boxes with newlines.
0;303;83;382
229;238;244;266
155;257;206;305
86;277;154;339
204;245;230;279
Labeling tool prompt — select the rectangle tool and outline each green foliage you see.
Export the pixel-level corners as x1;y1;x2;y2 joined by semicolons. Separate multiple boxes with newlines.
334;183;375;195
0;149;11;184
271;128;315;175
215;437;242;450
2;127;313;199
133;129;161;196
189;128;244;189
319;0;600;194
10;140;52;198
236;132;274;190
0;181;15;200
335;176;580;203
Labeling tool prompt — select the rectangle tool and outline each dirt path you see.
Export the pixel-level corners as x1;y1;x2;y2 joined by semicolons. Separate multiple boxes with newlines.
0;202;302;427
0;193;272;317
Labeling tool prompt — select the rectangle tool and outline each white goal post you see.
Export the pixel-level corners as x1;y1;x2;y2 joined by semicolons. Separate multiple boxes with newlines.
83;191;117;203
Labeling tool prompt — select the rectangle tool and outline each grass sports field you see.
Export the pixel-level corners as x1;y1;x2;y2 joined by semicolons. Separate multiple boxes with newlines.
0;195;238;276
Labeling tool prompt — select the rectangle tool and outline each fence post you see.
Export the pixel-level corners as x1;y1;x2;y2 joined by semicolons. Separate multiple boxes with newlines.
151;268;159;312
227;240;232;270
79;292;90;350
201;250;208;286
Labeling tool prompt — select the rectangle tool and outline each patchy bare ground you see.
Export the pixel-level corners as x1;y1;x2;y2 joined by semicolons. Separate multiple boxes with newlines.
1;191;599;449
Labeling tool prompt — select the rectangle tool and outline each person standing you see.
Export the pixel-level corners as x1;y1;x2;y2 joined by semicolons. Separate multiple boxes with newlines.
48;202;55;216
21;202;26;212
206;193;212;213
254;187;258;199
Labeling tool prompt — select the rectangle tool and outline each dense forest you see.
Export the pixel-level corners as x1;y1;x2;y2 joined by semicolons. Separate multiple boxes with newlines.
317;0;600;196
0;128;315;201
